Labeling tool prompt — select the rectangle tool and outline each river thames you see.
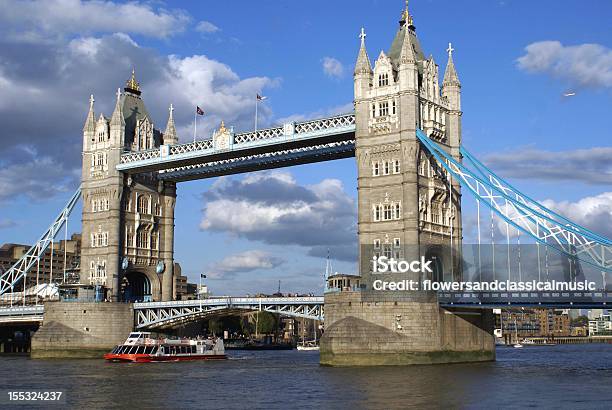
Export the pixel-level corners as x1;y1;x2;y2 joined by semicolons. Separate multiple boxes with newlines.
1;344;611;409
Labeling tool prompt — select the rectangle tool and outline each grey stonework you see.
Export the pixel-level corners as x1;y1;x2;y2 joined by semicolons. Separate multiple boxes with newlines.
81;78;177;302
320;6;494;365
31;302;134;358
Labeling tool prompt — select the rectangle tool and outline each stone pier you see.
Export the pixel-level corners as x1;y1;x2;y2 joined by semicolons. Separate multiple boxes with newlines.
320;291;495;366
31;302;134;359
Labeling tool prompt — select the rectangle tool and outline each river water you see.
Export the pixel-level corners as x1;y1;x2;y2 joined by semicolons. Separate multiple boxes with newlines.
1;344;611;409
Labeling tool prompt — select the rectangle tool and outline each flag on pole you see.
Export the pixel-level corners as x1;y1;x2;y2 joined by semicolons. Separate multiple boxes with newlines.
196;106;204;115
256;94;267;101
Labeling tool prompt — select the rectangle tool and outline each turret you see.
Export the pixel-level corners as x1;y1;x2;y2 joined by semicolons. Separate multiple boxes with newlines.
163;104;179;145
442;43;461;111
354;27;372;100
83;94;95;151
442;43;462;158
109;88;126;147
397;24;419;91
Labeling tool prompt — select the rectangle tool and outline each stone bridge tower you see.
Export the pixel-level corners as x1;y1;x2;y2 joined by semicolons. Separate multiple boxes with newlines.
320;4;494;366
80;71;177;302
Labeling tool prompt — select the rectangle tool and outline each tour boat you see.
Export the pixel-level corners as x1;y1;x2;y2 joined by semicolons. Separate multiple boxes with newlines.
104;332;226;362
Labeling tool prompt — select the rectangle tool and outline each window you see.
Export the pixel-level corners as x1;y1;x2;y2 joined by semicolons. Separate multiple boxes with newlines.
383;245;392;259
371;103;376;118
379;101;389;117
373;162;379;176
150;232;158;250
374;205;381;222
384;161;390;175
394;238;401;248
155;203;161;216
384;204;392;221
395;203;401;219
374;239;381;249
392;100;396;115
394;160;400;174
92;200;98;213
126;231;133;248
137;195;150;214
136;229;149;249
378;73;389;87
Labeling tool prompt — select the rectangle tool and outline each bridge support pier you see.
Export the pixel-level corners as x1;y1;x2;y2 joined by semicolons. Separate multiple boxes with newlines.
31;302;134;358
320;291;495;366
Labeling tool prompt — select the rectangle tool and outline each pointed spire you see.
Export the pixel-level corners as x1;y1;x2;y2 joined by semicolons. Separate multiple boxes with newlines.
163;103;178;145
83;94;95;133
399;23;417;65
443;42;460;86
354;27;372;75
110;88;125;127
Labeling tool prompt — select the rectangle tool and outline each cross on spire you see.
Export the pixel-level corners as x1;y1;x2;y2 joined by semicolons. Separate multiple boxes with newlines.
116;88;121;102
359;27;366;46
89;94;95;109
169;103;174;118
447;42;455;57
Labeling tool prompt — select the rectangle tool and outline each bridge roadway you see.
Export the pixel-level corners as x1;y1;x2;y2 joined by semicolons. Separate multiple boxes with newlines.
0;291;608;329
116;113;356;181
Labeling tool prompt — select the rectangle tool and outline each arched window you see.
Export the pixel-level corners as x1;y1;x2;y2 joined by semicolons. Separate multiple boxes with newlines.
394;160;400;174
371;103;376;118
92;200;98;213
373;162;379;176
384;161;390;175
374;205;381;222
126;231;133;248
395;203;401;219
137;195;149;214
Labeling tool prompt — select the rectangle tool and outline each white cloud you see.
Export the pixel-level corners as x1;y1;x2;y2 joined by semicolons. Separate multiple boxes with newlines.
542;192;612;239
517;41;612;89
200;172;357;262
483;146;612;185
322;57;344;79
0;0;190;39
0;29;279;203
208;250;284;279
195;21;220;34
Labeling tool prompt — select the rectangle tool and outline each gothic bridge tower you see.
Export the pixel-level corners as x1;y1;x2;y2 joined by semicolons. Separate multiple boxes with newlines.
81;71;177;302
320;3;494;366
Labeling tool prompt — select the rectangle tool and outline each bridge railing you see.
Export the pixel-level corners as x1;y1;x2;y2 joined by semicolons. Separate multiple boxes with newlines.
119;113;356;166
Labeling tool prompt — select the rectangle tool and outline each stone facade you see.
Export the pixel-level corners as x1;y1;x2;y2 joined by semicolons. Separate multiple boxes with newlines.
320;4;494;365
80;72;177;301
31;302;134;358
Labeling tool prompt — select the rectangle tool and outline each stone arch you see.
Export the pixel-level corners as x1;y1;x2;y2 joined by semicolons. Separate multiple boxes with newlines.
121;270;160;302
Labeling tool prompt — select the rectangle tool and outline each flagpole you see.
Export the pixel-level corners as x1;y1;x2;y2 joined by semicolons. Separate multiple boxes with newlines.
193;109;197;143
255;97;258;132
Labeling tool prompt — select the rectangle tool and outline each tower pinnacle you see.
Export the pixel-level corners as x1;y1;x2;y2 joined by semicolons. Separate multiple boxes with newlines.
443;42;460;86
164;103;178;145
83;94;96;133
354;27;372;75
400;0;415;29
124;68;141;96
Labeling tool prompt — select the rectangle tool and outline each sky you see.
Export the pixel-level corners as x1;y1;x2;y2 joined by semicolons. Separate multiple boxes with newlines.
0;0;610;295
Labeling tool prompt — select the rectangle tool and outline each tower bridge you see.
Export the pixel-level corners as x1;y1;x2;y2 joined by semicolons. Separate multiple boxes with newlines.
0;2;610;364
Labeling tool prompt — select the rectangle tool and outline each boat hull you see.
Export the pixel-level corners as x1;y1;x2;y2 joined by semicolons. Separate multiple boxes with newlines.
104;353;227;363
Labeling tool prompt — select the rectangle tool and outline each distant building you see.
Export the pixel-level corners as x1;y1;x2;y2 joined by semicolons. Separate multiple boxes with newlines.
326;273;361;292
589;314;612;336
500;308;572;339
0;234;82;289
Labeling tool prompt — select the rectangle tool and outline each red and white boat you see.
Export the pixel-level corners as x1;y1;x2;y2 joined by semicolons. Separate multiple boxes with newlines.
104;332;227;362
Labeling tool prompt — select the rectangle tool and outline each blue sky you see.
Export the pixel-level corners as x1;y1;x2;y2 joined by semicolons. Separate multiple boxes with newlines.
0;0;610;295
